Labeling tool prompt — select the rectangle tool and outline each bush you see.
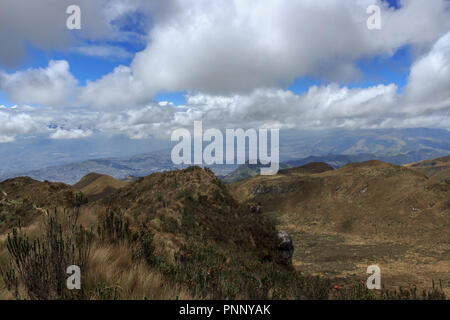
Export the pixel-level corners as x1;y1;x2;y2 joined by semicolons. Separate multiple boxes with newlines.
0;209;93;300
75;192;88;208
97;209;157;267
97;209;132;243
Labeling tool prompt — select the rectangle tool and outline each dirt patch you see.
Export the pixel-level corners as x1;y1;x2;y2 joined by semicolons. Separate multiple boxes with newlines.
288;229;409;277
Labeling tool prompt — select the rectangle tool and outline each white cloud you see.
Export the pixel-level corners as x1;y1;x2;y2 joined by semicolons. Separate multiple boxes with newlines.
78;65;146;109
181;84;400;130
404;31;450;110
126;0;450;96
74;45;133;60
50;128;93;140
0;110;39;142
0;60;77;106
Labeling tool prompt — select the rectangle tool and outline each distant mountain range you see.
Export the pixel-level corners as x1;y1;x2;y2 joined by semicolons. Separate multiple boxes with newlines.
0;149;240;185
1;128;449;185
221;149;450;182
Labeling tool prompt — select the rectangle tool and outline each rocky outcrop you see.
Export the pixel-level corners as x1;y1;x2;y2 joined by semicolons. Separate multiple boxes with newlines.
277;230;294;265
247;202;262;214
249;183;298;195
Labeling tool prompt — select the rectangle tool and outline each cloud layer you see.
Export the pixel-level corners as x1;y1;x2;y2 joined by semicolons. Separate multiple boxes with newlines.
0;0;449;143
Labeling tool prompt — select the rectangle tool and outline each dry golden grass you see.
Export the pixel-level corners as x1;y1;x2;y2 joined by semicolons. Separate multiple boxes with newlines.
83;243;194;300
229;160;450;294
405;156;450;182
1;164;447;300
0;203;196;300
73;173;129;201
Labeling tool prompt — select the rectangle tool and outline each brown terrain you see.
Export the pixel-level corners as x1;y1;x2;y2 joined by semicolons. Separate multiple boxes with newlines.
73;172;129;201
229;160;450;294
0;159;449;299
0;167;285;300
406;156;450;183
0;177;76;233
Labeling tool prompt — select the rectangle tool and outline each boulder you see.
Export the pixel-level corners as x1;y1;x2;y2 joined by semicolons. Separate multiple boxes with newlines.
247;202;262;214
277;230;294;265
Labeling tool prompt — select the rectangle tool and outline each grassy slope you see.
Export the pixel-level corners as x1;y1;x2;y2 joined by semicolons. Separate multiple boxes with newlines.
405;156;450;182
0;177;76;232
73;172;129;201
229;160;450;293
0;164;448;299
2;167;324;300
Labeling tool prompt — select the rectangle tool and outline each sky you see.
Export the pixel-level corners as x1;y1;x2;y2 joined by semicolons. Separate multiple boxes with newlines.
0;0;449;150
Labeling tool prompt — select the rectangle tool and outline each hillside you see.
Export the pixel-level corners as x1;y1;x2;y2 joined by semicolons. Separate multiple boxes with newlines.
100;166;280;267
0;164;448;299
0;177;76;232
278;162;334;175
221;149;450;183
73;173;129;201
2;166;331;300
229;160;450;293
405;156;450;183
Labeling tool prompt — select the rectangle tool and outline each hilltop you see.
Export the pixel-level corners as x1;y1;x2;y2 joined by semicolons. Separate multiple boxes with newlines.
0;177;76;232
2;166;322;300
405;156;450;183
99;166;280;267
73;173;129;201
221;149;450;183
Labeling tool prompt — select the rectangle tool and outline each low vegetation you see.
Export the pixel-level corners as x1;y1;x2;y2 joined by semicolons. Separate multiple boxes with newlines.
0;166;447;300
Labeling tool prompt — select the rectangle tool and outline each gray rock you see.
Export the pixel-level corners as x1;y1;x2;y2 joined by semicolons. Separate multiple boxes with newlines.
277;230;294;265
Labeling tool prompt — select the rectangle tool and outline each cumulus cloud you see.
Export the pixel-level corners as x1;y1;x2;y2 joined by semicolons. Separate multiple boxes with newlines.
181;84;400;130
126;0;450;96
404;31;450;109
78;65;147;109
0;60;78;106
50;128;93;140
70;0;450;109
0;110;39;142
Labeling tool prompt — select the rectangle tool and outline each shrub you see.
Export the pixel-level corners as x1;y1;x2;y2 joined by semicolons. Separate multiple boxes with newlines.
0;209;93;300
131;225;157;266
97;209;157;267
74;192;88;208
97;209;132;243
